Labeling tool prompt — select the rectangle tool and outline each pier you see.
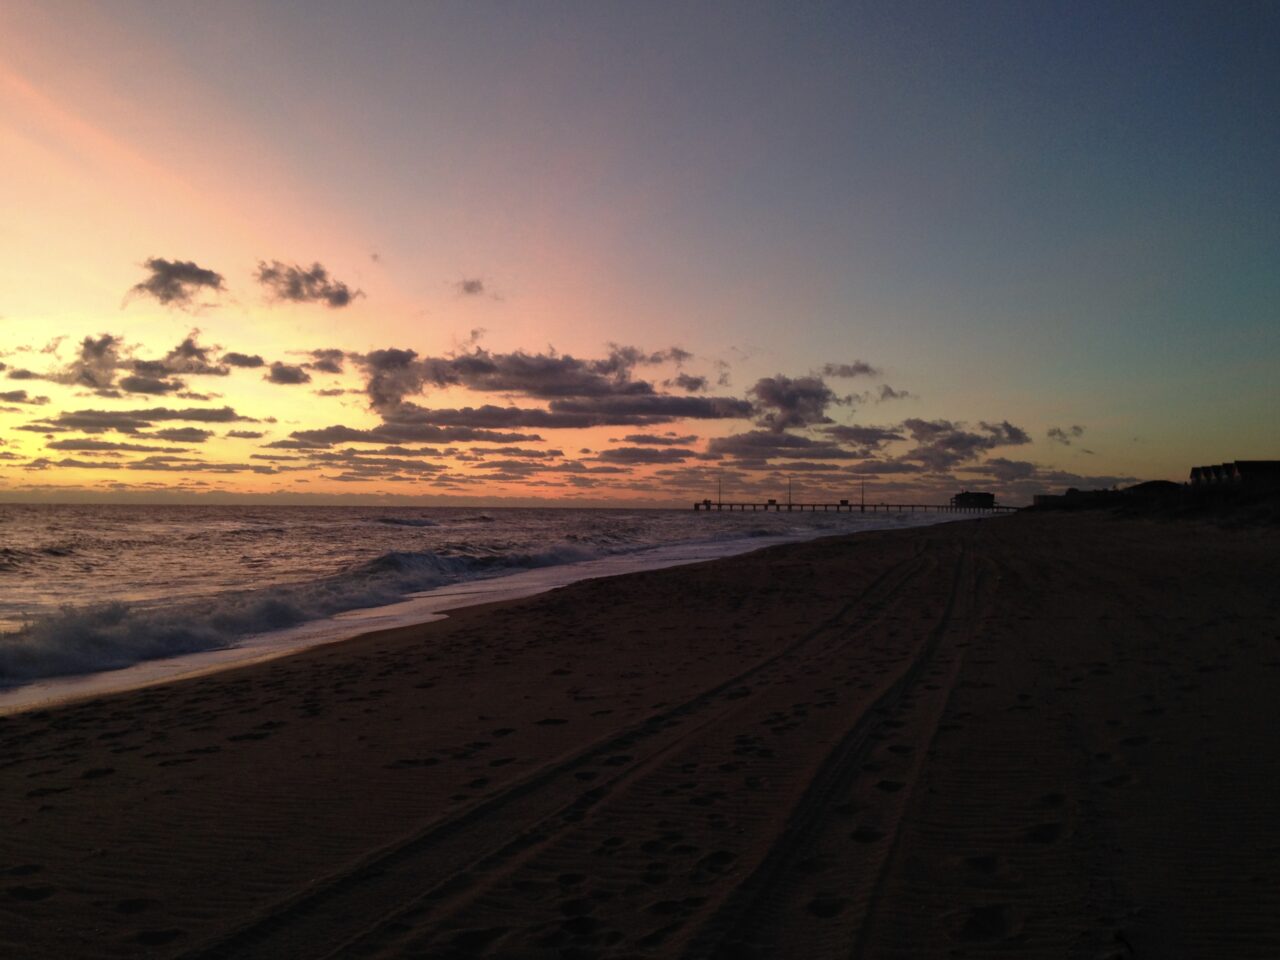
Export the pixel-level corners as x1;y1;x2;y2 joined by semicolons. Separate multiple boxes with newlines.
692;499;1017;514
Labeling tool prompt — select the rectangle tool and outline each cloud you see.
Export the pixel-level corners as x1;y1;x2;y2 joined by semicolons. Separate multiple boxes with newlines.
619;433;699;446
146;333;228;376
265;362;312;385
899;418;1031;471
748;374;843;431
222;352;265;368
597;446;696;464
41;332;229;395
314;388;347;397
150;427;213;443
129;257;225;306
821;361;881;378
878;384;912;401
845;459;927;476
119;374;184;395
822;424;906;449
283;423;543;448
708;431;869;460
354;344;701;412
6;369;40;380
370;403;594;430
307;348;345;374
0;390;49;405
45;438;188;453
256;260;361;308
1047;424;1086;446
226;430;264;439
546;395;753;424
52;334;123;390
23;406;254;434
456;278;486;296
665;372;708;392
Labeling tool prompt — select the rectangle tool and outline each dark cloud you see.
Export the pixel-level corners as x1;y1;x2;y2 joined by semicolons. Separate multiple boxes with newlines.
284;423;543;448
119;374;184;395
821;361;881;378
222;352;265;368
822;424;905;449
748;374;842;431
597;446;696;464
122;456;279;475
45;332;227;395
0;390;49;405
307;348;345;374
463;447;561;460
899;418;1031;471
24;457;123;471
665;372;708;392
129;258;225;307
619;433;699;446
958;458;1136;496
379;404;593;429
314;388;347;397
878;384;912;401
355;344;695;411
447;348;655;399
150;334;228;376
1047;425;1086;446
24;406;255;435
359;348;425;409
6;369;40;380
547;395;753;424
256;260;361;308
226;430;265;439
456;278;485;296
708;431;868;461
150;427;213;443
45;438;188;453
265;362;312;385
53;334;122;390
844;459;926;476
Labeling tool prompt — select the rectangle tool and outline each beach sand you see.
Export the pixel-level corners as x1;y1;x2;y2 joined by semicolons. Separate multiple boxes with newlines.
1;512;1277;958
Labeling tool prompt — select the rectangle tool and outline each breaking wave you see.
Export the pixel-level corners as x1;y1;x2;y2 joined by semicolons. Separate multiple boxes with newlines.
0;541;627;686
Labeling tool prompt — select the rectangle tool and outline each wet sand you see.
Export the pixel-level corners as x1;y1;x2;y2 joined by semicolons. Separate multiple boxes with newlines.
1;512;1277;958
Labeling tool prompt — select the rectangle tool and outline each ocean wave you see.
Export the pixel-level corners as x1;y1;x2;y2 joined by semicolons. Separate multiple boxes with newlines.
0;544;79;570
371;517;440;528
0;541;614;686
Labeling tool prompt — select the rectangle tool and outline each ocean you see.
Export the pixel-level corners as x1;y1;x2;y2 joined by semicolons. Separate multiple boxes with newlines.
0;503;957;701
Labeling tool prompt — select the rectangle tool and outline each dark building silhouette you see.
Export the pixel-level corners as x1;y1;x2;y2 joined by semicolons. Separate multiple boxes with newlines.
951;491;996;509
1190;461;1280;486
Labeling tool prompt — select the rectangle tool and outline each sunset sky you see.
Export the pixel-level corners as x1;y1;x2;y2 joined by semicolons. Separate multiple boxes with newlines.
1;1;1276;505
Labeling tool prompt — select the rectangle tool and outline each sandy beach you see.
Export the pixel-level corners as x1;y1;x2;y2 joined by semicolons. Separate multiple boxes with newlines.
1;512;1277;958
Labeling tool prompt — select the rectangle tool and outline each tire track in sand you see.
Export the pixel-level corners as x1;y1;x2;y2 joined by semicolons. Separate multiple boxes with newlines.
181;545;933;960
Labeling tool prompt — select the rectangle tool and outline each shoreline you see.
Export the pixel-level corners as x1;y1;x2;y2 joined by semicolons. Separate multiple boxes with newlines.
2;512;1277;957
0;512;956;716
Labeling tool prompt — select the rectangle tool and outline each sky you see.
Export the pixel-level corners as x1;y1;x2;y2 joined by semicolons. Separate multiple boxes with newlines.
0;0;1276;506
